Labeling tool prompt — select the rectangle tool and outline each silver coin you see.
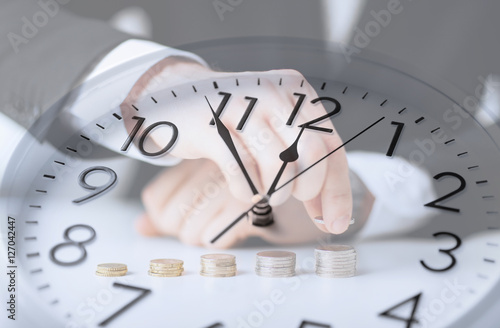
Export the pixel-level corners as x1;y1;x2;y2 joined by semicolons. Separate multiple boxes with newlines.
316;272;356;278
256;251;296;260
256;268;295;272
256;271;295;277
315;245;355;253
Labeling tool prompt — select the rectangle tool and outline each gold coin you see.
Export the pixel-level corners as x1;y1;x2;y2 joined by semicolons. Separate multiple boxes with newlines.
95;271;127;277
200;272;236;278
149;259;184;268
149;268;184;274
256;251;296;260
96;263;127;271
201;254;235;262
148;270;182;277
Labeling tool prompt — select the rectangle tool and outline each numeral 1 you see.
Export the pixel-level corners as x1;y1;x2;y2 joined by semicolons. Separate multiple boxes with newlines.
386;121;405;157
209;92;232;125
236;96;258;130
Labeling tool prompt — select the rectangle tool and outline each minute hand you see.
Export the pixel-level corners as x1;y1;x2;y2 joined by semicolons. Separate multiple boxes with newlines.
270;116;386;196
210;116;386;244
205;96;259;195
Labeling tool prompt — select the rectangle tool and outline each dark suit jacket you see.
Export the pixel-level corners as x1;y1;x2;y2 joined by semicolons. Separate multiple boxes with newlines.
0;0;130;128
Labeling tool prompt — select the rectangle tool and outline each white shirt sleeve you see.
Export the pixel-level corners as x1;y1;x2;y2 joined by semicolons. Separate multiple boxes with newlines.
347;151;437;240
68;39;208;166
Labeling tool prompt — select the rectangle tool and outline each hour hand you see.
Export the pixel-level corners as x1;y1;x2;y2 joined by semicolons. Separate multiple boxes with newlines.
205;96;259;195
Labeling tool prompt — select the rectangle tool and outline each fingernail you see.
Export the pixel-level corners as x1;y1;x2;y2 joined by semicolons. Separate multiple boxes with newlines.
331;215;351;234
313;216;325;224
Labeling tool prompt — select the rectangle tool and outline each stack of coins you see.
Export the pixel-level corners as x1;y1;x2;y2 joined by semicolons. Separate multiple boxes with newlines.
148;259;184;277
95;263;127;277
255;251;296;277
315;245;357;278
200;254;237;277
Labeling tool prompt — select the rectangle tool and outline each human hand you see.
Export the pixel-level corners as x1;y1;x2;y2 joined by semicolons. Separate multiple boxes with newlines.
137;159;331;248
122;56;353;234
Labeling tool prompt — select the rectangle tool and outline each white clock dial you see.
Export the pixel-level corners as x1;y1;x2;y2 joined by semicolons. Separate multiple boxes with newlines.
2;38;500;328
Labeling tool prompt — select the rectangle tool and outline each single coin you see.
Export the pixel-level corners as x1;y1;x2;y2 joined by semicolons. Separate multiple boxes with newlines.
200;272;236;277
95;271;127;277
256;271;295;278
148;270;182;277
150;259;184;267
315;245;355;253
257;251;296;259
201;254;236;262
96;263;127;271
148;269;184;274
316;272;356;278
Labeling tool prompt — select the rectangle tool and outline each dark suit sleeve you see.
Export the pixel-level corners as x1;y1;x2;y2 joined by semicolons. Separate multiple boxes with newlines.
0;0;131;128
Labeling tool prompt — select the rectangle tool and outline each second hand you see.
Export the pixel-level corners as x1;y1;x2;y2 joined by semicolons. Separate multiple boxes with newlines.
210;116;386;243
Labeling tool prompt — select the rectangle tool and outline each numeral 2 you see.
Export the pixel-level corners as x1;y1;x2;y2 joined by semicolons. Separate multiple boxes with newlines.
424;172;466;213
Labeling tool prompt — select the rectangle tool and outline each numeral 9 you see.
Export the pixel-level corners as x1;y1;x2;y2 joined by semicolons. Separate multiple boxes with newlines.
73;166;117;204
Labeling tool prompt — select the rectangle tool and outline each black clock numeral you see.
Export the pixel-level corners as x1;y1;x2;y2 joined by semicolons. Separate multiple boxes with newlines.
98;283;151;327
207;93;258;131
287;93;307;125
73;166;117;204
121;116;179;157
420;232;462;272
205;323;224;328
49;224;96;266
298;97;341;133
424;172;466;213
287;95;341;133
386;121;405;157
299;320;331;328
236;96;258;130
379;293;422;328
209;92;232;125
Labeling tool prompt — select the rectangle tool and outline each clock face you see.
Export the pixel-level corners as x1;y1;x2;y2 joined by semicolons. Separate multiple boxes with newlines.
3;38;500;328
